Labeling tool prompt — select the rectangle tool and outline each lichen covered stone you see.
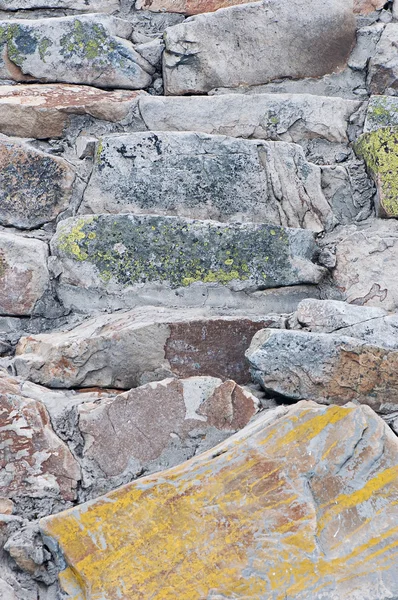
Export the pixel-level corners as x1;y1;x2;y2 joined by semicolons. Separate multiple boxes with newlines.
50;214;325;297
355;127;398;218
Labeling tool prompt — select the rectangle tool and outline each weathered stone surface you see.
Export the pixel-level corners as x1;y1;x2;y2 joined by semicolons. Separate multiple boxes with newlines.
0;370;80;512
0;135;75;228
356;127;398;218
354;0;385;13
295;299;398;349
49;215;325;311
364;95;398;132
329;220;398;311
163;0;356;95
0;232;49;317
81;132;333;230
13;308;282;388
247;328;398;413
40;401;398;600
0;0;118;10
0;84;143;139
0;16;154;89
138;93;361;143
369;24;398;95
78;376;259;495
295;298;387;333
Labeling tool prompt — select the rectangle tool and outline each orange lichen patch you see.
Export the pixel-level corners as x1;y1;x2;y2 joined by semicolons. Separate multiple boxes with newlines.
40;401;398;600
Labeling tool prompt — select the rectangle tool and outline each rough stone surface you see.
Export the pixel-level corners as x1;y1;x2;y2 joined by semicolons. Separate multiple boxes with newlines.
163;0;356;95
0;232;49;317
0;84;143;139
354;0;385;13
40;401;398;600
81;132;333;230
0;0;118;10
0;16;154;89
247;328;398;413
48;215;325;311
77;376;259;496
13;308;283;388
369;24;398;95
328;220;398;311
138;93;361;143
295;298;398;349
0;370;80;516
364;95;398;132
0;135;75;228
136;0;250;14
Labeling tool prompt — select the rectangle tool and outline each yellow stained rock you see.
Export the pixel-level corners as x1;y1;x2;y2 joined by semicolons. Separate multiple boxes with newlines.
40;401;398;600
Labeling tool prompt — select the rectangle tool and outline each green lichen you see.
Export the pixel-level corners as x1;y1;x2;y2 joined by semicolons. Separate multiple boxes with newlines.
355;127;398;217
59;20;120;66
57;217;96;262
38;37;53;62
56;216;297;289
366;96;398;130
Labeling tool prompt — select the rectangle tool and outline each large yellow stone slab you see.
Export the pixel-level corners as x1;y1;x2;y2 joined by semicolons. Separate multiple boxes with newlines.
40;401;398;600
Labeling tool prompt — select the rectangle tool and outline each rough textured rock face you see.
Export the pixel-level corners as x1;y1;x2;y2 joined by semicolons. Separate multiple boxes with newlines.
77;377;259;495
163;0;356;94
49;215;325;311
0;16;154;89
0;232;49;316
138;93;361;143
0;85;143;139
135;0;250;15
0;0;119;10
0;136;75;228
13;309;282;388
329;220;398;311
40;401;398;600
81;132;333;230
0;370;80;516
247;328;398;413
369;24;398;96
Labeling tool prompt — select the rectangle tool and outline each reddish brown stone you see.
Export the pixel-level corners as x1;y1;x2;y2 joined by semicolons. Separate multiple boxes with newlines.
0;371;80;505
136;0;250;15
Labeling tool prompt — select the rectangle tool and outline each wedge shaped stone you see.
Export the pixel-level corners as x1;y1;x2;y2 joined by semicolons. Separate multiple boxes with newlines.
0;232;49;316
81;132;333;230
0;370;80;515
0;0;119;11
77;376;259;495
138;93;361;143
247;328;398;413
0;16;154;89
0;136;75;228
369;24;398;96
0;85;143;139
40;401;398;600
163;0;355;94
13;308;282;388
49;215;325;311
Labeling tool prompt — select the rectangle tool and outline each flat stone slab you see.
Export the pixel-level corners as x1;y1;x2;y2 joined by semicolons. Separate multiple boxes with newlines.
0;232;49;316
77;376;259;496
0;0;119;10
163;0;355;94
0;370;80;515
247;328;398;413
40;401;398;600
0;135;75;228
0;15;154;89
138;93;362;143
49;215;325;310
0;84;143;139
81;132;333;230
13;307;282;388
